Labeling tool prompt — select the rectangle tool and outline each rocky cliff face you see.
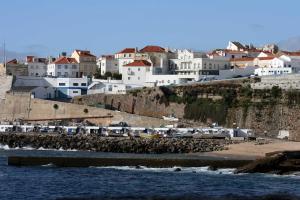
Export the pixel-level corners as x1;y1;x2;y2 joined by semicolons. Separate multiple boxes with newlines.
73;82;300;140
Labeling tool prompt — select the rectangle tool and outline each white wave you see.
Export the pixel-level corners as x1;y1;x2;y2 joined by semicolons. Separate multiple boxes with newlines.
41;163;56;167
90;166;236;174
0;144;10;150
0;143;78;152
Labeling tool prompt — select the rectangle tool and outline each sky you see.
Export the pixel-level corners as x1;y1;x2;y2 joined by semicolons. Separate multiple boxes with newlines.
1;0;300;59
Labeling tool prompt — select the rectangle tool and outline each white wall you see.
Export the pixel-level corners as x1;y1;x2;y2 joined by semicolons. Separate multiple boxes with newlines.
254;67;292;76
47;63;79;78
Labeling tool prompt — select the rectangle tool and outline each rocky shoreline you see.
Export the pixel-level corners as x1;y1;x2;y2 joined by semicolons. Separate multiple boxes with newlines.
0;133;232;153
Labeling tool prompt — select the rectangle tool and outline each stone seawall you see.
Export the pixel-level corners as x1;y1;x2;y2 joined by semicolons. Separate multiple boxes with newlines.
0;133;230;153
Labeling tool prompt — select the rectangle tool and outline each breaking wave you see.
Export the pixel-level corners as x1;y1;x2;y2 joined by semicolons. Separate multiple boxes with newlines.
90;166;236;175
0;144;77;152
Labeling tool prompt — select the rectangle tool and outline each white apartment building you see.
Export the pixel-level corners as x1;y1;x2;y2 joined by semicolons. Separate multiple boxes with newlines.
47;57;79;78
169;49;230;79
26;56;48;77
97;55;119;75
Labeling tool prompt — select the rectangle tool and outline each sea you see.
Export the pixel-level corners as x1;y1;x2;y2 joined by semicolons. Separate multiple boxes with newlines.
0;145;300;200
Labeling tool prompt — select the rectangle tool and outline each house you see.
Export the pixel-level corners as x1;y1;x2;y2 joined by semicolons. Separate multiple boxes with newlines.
226;41;246;51
230;57;255;68
47;57;79;78
26;56;48;77
97;55;119;75
5;59;28;76
122;60;152;86
71;50;97;77
137;45;170;74
114;48;137;74
54;77;88;99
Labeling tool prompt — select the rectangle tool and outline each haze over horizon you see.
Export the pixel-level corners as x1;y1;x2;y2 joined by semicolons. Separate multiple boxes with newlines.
1;0;300;60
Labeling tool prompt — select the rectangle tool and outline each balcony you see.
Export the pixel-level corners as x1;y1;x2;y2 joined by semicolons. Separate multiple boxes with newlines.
127;71;135;75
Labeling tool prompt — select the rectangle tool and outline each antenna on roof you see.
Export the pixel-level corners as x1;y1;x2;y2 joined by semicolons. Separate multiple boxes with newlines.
3;41;6;68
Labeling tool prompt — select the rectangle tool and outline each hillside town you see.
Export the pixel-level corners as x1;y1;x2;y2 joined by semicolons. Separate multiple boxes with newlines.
0;41;300;100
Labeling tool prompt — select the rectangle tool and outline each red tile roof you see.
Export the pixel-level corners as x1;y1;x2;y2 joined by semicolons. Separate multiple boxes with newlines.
257;56;275;60
53;57;78;64
230;57;255;62
26;56;34;63
281;51;300;56
117;48;136;54
6;59;18;65
124;60;151;67
139;45;165;53
75;50;96;57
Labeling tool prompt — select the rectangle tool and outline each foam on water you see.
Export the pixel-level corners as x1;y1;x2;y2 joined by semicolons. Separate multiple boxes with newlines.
90;166;236;175
0;143;77;152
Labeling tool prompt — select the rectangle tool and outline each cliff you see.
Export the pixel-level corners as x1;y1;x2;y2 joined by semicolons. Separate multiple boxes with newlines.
73;80;300;140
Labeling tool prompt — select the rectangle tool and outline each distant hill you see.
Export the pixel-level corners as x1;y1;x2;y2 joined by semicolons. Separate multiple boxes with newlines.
278;36;300;51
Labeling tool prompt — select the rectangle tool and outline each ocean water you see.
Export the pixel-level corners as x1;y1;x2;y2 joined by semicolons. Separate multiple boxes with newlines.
0;149;300;200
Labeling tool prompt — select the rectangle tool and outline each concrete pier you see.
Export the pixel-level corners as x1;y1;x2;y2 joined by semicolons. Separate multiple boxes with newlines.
8;155;252;168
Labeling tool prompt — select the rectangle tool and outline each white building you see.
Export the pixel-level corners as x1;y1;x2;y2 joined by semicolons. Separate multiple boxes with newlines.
26;56;48;77
122;60;152;86
47;57;79;78
13;76;88;99
88;80;127;95
226;41;246;51
97;55;119;75
254;67;292;76
170;49;230;79
115;48;136;74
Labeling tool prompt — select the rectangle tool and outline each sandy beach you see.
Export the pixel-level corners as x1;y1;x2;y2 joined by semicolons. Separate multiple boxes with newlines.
202;139;300;159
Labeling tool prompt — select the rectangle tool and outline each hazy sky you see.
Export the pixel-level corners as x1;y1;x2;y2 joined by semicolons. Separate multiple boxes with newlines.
1;0;300;58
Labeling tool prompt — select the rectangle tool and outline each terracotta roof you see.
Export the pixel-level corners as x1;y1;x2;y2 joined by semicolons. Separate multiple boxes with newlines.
230;57;255;62
124;60;151;67
139;45;165;53
6;59;18;65
117;48;136;54
75;50;96;57
26;56;34;63
257;56;275;60
281;51;300;56
53;57;78;64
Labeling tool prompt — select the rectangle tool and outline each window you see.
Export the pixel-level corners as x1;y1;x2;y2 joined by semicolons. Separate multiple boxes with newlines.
58;65;61;69
59;83;66;86
64;72;68;77
73;83;79;86
57;72;61;76
72;65;77;69
64;65;68;69
138;77;140;80
81;83;87;86
73;91;78;94
128;77;131;80
138;68;140;71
